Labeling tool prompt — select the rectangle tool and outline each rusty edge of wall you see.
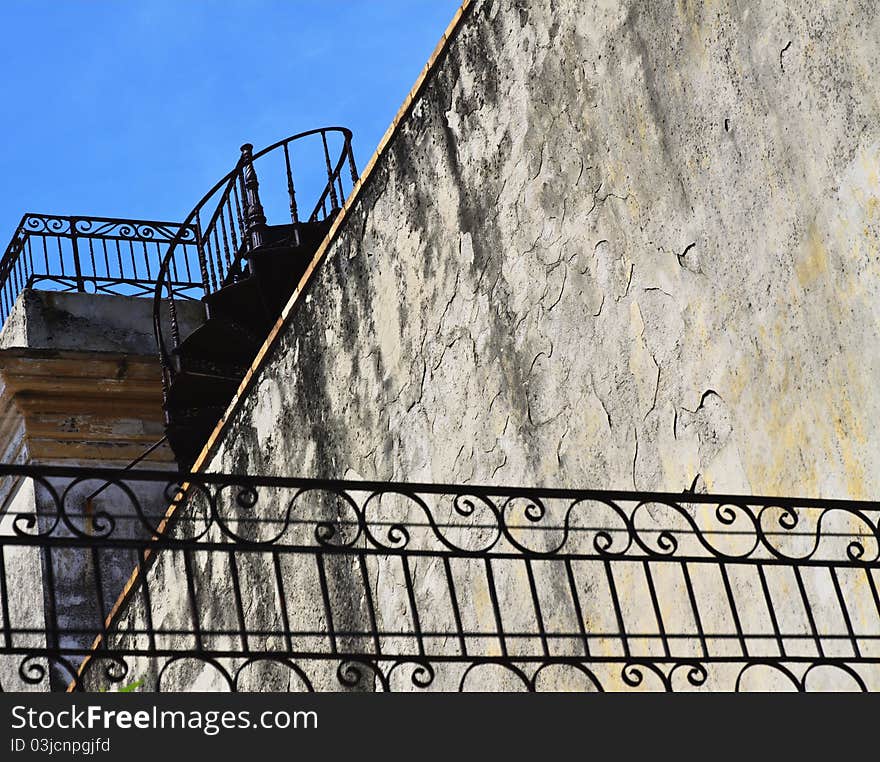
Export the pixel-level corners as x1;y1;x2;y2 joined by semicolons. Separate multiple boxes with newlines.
71;0;475;689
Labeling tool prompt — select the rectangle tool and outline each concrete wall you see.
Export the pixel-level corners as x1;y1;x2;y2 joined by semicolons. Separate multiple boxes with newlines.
0;289;204;356
212;0;880;499
0;290;206;690
101;0;880;691
0;480;47;692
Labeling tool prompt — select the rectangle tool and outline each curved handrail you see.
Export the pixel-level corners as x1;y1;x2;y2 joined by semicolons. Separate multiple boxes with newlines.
152;127;358;408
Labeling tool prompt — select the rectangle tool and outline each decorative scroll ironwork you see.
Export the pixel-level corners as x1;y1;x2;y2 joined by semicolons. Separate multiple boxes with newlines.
152;127;359;403
0;464;879;692
0;213;201;326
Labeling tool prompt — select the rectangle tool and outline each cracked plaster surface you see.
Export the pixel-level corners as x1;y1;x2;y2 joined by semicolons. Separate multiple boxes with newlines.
93;0;880;692
211;0;880;502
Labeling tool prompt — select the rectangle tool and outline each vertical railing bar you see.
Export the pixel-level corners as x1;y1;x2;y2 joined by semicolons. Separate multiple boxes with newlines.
830;566;861;659
43;546;60;653
357;553;381;656
164;242;178;284
26;237;34;280
564;558;590;658
128;241;137;280
232;181;247;257
137;548;157;654
603;558;630;658
168;288;181;349
219;208;232;269
680;561;709;660
205;236;217;288
718;563;749;658
225;201;240;261
56;237;65;277
70;223;84;291
643;560;670;658
282;142;301;247
227;550;249;653
209;226;219;287
181;242;193;283
236;170;249;254
321;131;340;211
182;549;203;652
142;240;151;280
315;553;337;654
212;228;224;282
91;547;109;638
524;558;549;658
347;143;359;184
271;551;293;653
283;142;300;222
195;208;214;292
756;565;786;658
483;557;507;658
400;554;425;657
101;239;110;279
792;565;824;658
0;546;11;649
442;555;467;657
115;240;124;279
42;236;49;275
87;238;97;280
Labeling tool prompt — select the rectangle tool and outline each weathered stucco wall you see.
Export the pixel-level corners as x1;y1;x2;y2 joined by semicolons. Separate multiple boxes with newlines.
99;0;880;691
212;0;880;499
0;290;206;691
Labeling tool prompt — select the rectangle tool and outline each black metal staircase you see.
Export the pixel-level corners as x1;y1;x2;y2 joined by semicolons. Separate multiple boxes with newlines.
153;130;358;468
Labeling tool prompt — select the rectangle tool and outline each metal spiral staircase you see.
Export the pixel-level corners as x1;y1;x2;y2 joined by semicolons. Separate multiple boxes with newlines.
153;128;358;468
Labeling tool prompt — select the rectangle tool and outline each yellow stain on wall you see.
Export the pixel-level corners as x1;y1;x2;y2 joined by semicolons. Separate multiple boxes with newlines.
796;223;829;288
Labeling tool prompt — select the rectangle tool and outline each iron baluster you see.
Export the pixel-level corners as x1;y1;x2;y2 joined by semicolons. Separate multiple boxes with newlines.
321;130;340;211
232;179;247;257
219;206;232;270
142;240;152;280
26;237;34;281
212;227;224;282
225;198;240;261
101;240;111;281
236;169;250;254
88;238;97;281
283;141;301;246
195;207;215;292
70;219;85;292
347;142;359;184
168;284;181;350
194;209;211;292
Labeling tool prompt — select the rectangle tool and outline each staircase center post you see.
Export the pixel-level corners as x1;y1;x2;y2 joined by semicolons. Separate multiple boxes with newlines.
240;143;267;251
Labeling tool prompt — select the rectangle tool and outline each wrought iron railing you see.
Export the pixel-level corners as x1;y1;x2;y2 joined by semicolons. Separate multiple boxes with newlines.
152;128;358;400
0;214;202;327
1;464;879;691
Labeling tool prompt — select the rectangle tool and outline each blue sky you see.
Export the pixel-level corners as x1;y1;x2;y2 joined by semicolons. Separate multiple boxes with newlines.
0;1;460;245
